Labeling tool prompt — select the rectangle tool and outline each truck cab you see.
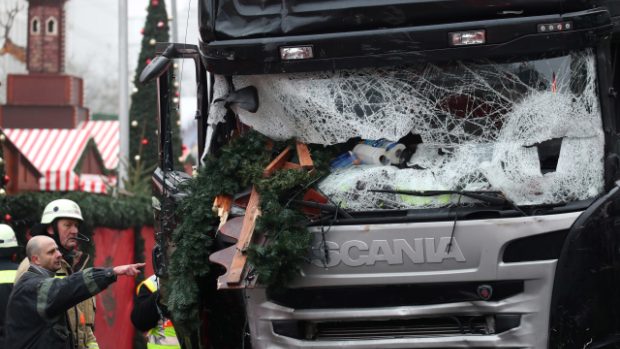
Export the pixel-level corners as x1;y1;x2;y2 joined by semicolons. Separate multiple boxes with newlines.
149;1;620;348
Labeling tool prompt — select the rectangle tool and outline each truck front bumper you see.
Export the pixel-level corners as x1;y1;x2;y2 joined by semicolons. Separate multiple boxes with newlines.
244;212;581;349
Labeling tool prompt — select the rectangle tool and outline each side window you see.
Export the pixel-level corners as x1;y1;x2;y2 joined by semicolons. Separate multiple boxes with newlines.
46;17;58;35
31;17;40;35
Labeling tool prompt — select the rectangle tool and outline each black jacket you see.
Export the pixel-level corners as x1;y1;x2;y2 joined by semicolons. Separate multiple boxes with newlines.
130;281;162;331
0;259;18;347
5;266;117;349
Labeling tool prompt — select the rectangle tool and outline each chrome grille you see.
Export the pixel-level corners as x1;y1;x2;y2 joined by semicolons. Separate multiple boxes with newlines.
273;315;521;341
314;317;489;340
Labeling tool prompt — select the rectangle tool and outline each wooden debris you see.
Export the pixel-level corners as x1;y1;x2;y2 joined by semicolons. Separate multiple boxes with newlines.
213;195;233;228
216;142;315;289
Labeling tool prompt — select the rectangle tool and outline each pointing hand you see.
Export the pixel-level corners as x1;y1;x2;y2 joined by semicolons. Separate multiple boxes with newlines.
113;263;146;277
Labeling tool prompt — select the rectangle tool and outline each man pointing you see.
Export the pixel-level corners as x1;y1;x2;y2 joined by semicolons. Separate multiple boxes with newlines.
5;235;145;349
16;198;98;348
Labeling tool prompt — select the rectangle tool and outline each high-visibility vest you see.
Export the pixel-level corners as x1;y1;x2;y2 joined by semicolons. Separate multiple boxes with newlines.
147;319;180;349
0;269;16;284
137;276;158;295
138;276;181;349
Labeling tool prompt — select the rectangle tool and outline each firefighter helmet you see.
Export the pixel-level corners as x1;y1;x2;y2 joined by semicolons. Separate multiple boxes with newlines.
41;199;83;224
0;224;18;249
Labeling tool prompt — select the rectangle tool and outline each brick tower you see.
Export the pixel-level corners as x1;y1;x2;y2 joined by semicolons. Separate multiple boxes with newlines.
27;0;66;74
0;0;89;129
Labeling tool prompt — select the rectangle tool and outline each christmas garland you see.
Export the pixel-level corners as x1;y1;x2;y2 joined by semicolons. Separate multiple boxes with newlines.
248;152;330;288
167;131;271;329
0;192;152;257
167;131;331;332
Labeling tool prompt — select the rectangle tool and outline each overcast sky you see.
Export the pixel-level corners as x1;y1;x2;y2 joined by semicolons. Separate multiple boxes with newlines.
66;0;200;129
0;0;200;144
66;0;199;80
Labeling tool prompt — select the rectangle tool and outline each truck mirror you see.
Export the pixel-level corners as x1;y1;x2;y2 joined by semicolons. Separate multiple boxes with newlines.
139;55;172;84
139;44;179;84
214;86;259;113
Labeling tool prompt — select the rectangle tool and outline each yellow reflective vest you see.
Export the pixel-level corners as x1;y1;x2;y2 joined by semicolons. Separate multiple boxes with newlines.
136;275;181;349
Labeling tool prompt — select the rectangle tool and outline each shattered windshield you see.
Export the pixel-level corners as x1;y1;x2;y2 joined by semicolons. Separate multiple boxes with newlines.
209;50;604;209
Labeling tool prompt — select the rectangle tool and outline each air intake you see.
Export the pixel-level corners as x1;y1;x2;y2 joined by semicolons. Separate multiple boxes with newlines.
273;314;521;341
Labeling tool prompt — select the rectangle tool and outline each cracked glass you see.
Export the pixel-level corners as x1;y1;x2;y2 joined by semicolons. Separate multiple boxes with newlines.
209;49;604;209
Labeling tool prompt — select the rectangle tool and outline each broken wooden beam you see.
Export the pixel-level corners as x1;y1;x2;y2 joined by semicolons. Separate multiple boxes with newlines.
296;142;314;169
263;146;292;177
225;186;261;286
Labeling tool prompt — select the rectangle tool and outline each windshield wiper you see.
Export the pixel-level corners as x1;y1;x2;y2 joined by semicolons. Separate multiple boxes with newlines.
369;189;526;216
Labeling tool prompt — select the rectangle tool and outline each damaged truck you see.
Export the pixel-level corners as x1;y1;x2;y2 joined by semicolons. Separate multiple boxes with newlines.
143;0;620;348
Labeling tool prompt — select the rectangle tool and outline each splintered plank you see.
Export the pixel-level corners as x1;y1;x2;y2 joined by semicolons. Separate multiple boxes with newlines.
226;186;261;286
217;216;243;243
209;245;236;289
262;146;292;178
213;195;233;228
296;142;314;169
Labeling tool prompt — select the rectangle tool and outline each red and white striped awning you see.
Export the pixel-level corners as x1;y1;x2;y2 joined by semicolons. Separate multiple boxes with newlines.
80;174;116;194
3;129;90;191
80;120;119;170
3;129;92;191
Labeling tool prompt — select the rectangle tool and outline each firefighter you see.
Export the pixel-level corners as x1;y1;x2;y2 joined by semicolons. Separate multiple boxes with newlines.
131;274;181;348
15;199;99;349
0;223;19;344
5;235;144;349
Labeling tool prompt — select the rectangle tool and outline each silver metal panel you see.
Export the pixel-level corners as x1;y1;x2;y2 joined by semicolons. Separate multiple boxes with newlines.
245;211;581;349
297;212;579;287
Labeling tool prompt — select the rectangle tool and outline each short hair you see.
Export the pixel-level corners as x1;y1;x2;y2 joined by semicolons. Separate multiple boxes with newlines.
26;235;53;261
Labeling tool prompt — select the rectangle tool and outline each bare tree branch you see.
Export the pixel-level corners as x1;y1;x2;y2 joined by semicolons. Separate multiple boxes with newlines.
0;1;25;39
0;0;26;63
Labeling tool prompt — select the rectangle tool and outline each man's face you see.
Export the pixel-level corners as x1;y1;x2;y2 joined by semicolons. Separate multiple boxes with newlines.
33;239;62;272
50;218;80;250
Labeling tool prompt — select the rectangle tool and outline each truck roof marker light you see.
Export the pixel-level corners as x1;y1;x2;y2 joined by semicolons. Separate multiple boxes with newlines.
280;46;314;60
449;30;486;46
537;21;572;33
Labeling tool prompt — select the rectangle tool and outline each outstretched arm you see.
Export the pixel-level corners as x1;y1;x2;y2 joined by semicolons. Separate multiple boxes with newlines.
41;263;145;318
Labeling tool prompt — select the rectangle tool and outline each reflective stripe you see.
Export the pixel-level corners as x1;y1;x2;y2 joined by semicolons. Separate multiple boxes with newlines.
147;343;181;349
137;277;158;295
147;320;180;347
86;342;99;349
0;270;16;284
82;269;99;295
37;278;55;319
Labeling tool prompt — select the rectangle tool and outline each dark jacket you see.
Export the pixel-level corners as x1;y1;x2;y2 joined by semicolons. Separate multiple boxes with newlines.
130;282;161;332
16;254;98;348
0;259;18;346
5;266;117;349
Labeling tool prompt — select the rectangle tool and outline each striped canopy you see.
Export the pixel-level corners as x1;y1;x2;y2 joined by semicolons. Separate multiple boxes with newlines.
80;120;120;170
2;128;113;193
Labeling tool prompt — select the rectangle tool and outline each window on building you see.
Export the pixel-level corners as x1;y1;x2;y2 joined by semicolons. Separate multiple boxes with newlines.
31;17;40;34
46;17;58;35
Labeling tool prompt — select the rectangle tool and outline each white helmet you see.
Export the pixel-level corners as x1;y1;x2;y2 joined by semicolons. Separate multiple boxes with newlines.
41;199;84;224
0;224;18;249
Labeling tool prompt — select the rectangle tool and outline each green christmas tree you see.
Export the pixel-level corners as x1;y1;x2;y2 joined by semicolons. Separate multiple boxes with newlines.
129;0;181;181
